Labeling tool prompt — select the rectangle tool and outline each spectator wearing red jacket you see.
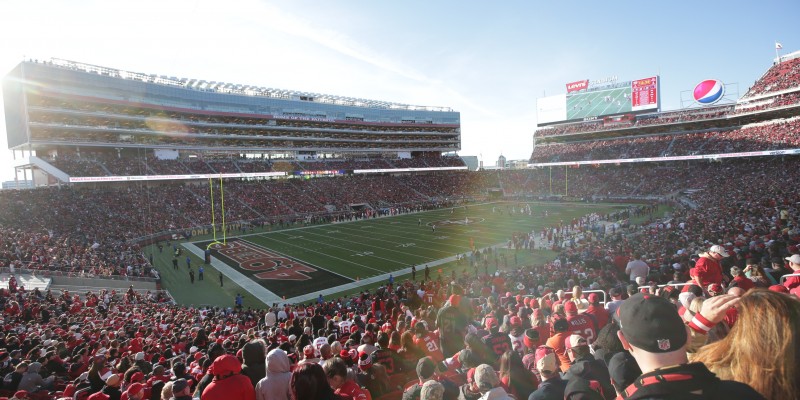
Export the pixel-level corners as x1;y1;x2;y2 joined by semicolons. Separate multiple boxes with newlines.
694;245;729;288
202;355;255;400
782;254;800;289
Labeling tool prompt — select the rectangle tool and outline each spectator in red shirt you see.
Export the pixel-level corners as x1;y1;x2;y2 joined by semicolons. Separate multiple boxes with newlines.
413;323;444;363
324;357;368;400
729;266;755;292
583;293;609;331
782;254;800;290
202;355;255;400
564;301;598;344
694;245;729;288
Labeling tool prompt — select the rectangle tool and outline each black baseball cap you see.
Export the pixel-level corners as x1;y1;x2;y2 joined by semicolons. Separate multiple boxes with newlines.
172;378;188;392
618;293;686;353
416;357;435;379
564;376;605;400
553;318;569;332
608;351;641;394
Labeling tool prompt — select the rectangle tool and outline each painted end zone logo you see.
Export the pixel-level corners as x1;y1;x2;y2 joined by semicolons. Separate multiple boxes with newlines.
213;240;316;281
427;217;485;227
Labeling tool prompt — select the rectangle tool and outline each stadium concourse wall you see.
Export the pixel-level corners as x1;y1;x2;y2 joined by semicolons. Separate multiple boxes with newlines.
49;276;157;291
0;266;162;298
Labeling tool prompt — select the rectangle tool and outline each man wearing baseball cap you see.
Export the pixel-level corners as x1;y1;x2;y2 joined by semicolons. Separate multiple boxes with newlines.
782;254;800;289
615;293;765;399
528;346;566;400
564;301;598;344
122;382;144;400
694;245;729;289
584;293;610;330
562;334;614;399
480;317;512;363
545;318;571;372
457;367;481;400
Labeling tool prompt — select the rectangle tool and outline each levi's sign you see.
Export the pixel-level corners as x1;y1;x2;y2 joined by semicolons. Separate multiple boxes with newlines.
566;80;589;93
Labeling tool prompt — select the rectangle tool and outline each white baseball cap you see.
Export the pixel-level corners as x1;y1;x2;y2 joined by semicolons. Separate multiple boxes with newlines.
709;245;729;257
785;254;800;264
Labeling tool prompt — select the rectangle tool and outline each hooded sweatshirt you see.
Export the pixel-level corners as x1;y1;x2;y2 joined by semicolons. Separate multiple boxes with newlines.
241;341;267;387
18;362;54;392
255;349;292;400
202;355;255;400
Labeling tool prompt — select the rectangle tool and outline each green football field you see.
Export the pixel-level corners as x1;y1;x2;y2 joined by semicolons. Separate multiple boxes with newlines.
147;201;637;308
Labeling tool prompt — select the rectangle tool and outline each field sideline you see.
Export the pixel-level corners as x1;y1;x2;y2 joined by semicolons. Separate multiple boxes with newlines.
148;201;637;308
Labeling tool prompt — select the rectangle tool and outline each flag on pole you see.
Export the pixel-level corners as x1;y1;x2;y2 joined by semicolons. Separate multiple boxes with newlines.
776;42;783;50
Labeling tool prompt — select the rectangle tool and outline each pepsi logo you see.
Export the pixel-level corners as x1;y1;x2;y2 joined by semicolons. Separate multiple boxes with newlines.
693;79;725;105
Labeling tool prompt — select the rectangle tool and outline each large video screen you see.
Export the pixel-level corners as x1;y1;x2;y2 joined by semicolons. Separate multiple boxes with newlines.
537;76;659;126
566;85;631;120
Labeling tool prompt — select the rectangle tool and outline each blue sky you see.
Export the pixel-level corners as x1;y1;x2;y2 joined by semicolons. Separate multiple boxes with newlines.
0;0;798;182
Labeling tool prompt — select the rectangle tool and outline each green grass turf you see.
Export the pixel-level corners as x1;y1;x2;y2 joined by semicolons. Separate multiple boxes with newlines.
147;201;652;307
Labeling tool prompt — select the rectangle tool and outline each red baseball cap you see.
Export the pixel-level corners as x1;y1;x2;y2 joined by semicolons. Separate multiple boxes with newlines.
126;383;144;395
564;301;578;315
129;372;144;383
769;285;790;293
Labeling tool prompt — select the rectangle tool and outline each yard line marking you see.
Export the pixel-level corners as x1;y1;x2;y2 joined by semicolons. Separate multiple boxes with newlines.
277;229;439;262
333;217;528;249
255;234;392;275
303;224;461;255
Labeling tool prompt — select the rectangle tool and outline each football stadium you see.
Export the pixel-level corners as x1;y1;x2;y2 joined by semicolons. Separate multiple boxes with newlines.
1;10;800;400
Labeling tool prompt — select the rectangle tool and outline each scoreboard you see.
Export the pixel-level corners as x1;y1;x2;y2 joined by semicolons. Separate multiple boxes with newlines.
537;75;661;126
631;76;659;111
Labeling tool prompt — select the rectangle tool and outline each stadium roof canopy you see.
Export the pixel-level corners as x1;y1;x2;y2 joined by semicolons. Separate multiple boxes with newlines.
46;58;454;113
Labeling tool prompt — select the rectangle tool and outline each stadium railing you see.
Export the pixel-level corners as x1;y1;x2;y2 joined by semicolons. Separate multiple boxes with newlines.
518;290;608;305
579;289;608;305
633;283;692;293
780;273;800;284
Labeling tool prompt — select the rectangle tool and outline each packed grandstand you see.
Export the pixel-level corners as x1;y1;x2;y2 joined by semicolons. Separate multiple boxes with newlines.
0;52;800;400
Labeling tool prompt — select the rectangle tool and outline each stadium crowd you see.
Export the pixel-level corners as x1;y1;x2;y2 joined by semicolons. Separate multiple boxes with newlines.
43;154;465;178
530;117;800;163
533;107;734;139
743;56;800;98
532;57;800;140
5;54;800;400
3;150;800;399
